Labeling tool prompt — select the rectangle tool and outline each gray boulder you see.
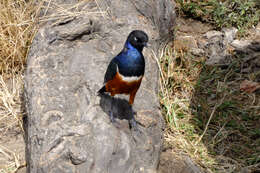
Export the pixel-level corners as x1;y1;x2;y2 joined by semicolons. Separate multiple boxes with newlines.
203;30;232;66
24;0;175;173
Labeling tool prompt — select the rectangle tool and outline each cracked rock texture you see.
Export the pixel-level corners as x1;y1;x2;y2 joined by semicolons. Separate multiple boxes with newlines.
24;0;175;173
202;27;260;72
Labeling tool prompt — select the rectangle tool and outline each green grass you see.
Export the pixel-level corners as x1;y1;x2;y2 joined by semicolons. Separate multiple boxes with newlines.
176;0;260;36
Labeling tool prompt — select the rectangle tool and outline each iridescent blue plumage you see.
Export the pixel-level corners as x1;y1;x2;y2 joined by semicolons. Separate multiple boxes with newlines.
115;41;145;77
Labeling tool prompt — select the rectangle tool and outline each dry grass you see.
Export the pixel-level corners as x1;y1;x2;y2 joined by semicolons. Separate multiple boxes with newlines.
157;44;216;169
0;0;40;172
0;0;40;75
0;75;24;132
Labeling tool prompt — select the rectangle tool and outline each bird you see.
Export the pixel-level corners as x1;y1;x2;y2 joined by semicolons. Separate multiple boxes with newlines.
98;30;149;130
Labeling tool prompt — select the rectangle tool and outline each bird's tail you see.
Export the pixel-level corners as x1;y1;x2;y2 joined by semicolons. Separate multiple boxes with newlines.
98;86;106;94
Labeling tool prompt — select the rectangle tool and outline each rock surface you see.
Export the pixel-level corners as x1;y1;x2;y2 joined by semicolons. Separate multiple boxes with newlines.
202;27;260;67
158;151;204;173
203;30;232;66
24;0;175;173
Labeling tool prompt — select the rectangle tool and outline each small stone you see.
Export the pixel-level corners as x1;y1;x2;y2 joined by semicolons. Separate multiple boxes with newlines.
174;35;198;51
158;151;204;173
190;48;205;56
239;167;251;173
204;30;223;39
69;150;88;165
231;40;251;49
256;22;260;36
222;27;238;43
204;30;231;65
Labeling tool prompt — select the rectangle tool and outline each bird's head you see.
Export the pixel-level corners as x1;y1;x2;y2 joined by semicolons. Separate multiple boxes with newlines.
127;30;149;52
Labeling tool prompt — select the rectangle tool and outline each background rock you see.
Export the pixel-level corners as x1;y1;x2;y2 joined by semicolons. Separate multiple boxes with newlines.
202;27;260;68
203;30;232;66
24;0;175;173
158;151;204;173
232;38;260;75
222;27;238;44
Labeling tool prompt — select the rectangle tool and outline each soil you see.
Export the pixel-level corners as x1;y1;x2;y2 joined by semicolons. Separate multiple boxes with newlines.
0;125;25;173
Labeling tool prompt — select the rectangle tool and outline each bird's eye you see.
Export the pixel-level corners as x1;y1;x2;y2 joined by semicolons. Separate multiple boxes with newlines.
134;37;138;41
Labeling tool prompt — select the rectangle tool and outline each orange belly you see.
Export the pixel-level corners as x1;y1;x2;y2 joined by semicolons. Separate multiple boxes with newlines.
105;72;142;104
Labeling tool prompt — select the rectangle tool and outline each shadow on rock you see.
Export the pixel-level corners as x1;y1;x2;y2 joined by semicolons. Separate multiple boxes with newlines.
98;93;136;128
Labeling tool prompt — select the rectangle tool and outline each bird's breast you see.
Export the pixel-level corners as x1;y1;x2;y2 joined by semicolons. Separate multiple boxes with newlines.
116;44;145;77
117;71;142;83
105;72;143;96
117;61;144;79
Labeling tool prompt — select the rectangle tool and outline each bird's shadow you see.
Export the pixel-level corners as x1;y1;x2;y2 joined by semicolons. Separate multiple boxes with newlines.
99;93;134;122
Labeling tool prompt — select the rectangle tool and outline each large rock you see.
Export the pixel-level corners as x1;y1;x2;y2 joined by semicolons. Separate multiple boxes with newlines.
24;0;175;173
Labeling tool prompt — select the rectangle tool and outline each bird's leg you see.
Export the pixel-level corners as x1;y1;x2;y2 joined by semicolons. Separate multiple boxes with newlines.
129;105;137;129
109;97;115;123
129;91;139;131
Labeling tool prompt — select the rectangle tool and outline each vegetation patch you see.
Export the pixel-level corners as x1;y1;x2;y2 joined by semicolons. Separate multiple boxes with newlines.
159;18;260;173
158;1;260;172
176;0;260;36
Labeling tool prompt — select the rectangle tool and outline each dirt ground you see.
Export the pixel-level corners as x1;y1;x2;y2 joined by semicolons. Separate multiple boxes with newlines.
0;124;25;173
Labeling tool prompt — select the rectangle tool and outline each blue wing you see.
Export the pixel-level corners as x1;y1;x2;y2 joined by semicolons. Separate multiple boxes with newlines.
104;58;118;83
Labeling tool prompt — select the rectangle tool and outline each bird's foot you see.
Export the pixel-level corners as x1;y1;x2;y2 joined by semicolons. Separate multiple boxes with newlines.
129;106;142;133
129;118;143;134
109;111;115;123
129;118;137;129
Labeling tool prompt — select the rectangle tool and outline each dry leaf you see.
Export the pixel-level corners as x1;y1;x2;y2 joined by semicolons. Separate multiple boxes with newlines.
240;80;260;93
